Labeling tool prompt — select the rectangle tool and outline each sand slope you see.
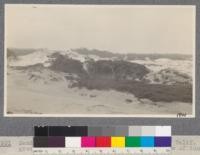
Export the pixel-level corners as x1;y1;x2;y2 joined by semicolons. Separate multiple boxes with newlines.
7;69;192;115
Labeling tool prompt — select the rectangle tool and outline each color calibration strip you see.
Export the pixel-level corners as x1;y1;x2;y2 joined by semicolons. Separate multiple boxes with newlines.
34;126;171;148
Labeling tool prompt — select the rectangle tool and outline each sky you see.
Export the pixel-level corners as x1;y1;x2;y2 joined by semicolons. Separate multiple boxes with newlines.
5;5;195;54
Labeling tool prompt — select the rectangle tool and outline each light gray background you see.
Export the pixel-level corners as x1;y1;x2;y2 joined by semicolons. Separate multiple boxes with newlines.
0;0;199;136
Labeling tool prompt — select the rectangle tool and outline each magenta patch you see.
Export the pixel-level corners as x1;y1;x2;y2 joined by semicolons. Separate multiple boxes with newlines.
81;136;95;147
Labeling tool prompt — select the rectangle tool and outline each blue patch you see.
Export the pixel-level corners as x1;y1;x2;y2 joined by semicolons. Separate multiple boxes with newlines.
140;136;154;147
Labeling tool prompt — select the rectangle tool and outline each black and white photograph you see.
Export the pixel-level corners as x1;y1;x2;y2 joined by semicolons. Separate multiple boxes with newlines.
5;5;195;116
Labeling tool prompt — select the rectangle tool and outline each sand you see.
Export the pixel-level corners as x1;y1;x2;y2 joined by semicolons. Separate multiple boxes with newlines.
6;69;192;116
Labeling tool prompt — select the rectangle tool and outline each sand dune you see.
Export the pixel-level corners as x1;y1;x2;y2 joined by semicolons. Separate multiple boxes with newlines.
7;69;192;115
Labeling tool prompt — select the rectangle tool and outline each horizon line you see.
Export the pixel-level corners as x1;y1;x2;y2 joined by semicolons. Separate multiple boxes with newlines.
6;47;193;55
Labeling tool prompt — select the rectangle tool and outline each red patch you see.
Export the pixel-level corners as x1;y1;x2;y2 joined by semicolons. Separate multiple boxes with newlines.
95;136;111;147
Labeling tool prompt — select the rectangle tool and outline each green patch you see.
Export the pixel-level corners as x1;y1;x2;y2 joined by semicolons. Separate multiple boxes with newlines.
125;136;141;147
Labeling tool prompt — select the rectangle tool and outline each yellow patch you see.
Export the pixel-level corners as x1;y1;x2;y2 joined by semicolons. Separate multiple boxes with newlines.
111;137;125;147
